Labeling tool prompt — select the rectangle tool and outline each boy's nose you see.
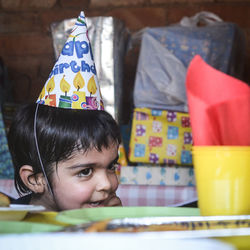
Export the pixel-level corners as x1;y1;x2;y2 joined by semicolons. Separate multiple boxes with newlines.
95;172;112;192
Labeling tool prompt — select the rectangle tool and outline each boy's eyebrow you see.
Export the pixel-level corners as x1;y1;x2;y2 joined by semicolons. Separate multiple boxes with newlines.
67;163;97;170
67;155;119;170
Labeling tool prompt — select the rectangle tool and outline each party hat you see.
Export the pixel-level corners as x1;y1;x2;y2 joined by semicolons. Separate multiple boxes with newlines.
37;11;104;110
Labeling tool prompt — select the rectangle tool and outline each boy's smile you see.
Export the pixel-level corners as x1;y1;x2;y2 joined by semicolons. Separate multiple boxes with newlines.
39;144;121;211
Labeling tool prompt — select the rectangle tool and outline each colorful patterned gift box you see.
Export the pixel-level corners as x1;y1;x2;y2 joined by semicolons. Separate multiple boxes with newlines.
120;165;195;186
129;108;193;165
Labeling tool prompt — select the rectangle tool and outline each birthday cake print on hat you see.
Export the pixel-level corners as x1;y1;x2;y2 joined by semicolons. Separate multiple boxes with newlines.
37;11;104;110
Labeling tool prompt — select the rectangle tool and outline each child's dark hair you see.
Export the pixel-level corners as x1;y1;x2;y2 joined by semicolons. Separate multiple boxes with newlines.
8;103;121;195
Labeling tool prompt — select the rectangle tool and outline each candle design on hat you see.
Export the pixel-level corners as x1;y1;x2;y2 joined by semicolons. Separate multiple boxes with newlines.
72;71;86;109
86;75;98;109
38;87;45;105
37;11;104;110
45;77;56;107
59;76;72;108
38;77;57;107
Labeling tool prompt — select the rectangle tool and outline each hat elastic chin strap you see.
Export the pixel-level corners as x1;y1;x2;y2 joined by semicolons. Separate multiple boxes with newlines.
34;103;58;209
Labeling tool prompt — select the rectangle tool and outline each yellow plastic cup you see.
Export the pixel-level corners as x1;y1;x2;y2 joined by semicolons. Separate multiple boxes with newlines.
192;146;250;216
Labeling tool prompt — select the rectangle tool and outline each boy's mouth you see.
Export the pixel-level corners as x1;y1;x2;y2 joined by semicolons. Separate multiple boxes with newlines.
85;194;114;208
89;200;104;207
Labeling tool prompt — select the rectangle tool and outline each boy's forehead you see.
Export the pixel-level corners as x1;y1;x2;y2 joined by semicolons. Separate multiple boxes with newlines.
61;145;118;165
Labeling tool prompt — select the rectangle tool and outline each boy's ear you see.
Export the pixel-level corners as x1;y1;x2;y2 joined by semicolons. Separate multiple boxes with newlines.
19;165;45;194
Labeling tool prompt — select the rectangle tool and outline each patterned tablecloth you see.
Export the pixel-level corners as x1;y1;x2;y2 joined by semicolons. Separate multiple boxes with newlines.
0;179;197;207
117;184;197;207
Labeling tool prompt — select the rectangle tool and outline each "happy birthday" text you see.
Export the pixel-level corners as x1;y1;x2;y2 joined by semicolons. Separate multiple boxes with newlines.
62;41;94;60
49;40;96;77
49;60;96;78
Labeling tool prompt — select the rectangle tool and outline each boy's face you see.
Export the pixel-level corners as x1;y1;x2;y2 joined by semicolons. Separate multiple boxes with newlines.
45;144;121;211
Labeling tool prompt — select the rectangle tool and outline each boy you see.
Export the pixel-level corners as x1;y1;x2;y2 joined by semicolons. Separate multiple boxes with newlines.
8;104;122;211
8;11;122;211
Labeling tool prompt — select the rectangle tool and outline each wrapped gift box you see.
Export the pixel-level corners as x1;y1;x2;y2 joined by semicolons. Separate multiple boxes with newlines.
145;15;246;78
120;165;195;186
129;108;193;165
133;12;246;113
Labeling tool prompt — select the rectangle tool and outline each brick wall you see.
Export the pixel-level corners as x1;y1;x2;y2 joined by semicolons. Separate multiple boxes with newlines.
0;0;249;120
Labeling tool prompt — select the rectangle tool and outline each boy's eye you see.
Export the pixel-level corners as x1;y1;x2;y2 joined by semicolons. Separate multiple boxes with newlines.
108;163;118;172
77;168;93;177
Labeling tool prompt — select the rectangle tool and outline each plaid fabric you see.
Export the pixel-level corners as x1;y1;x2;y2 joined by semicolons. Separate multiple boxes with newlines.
117;184;197;207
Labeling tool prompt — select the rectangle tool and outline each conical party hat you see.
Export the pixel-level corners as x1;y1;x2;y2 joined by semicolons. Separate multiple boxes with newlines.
37;11;104;110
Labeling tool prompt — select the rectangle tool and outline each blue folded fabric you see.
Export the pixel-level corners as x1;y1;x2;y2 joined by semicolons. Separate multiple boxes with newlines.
0;109;14;179
147;22;245;76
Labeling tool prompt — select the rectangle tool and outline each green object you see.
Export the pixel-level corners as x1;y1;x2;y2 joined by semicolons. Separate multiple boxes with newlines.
59;96;72;108
0;221;63;234
56;206;200;225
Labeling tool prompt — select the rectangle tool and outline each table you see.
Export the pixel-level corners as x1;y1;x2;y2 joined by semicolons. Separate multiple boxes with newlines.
0;202;249;249
0;232;235;250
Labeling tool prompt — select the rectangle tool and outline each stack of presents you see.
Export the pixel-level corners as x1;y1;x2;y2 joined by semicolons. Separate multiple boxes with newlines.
117;11;246;205
118;108;194;187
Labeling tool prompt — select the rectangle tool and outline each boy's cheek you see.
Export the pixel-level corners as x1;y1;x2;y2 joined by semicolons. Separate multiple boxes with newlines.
105;195;122;207
110;174;119;192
